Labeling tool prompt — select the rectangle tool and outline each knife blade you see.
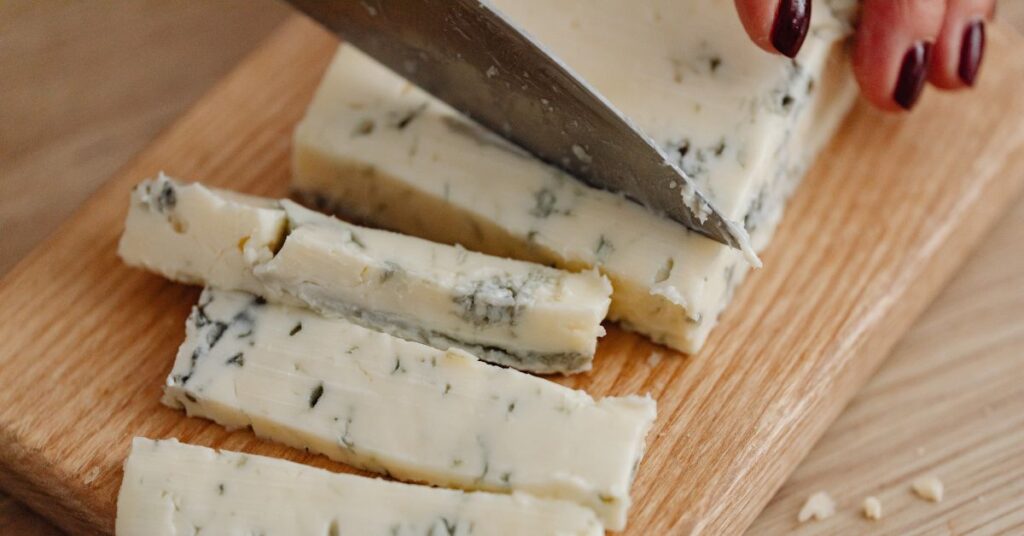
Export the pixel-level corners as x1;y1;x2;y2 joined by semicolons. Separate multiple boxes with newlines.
285;0;753;253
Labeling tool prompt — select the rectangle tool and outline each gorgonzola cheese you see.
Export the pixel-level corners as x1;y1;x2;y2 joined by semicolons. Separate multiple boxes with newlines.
116;437;604;535
164;287;656;530
118;175;612;374
118;175;288;297
291;0;858;353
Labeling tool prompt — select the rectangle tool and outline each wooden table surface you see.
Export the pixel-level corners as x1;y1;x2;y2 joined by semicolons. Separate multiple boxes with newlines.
1;2;1021;534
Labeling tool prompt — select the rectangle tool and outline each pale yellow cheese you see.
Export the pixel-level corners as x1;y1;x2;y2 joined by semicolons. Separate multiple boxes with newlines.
119;176;612;373
291;0;858;353
116;437;604;535
164;288;656;529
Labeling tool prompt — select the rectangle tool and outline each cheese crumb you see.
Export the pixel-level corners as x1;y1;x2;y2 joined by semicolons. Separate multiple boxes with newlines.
862;496;882;520
798;491;835;523
571;144;593;164
646;351;664;367
912;476;944;502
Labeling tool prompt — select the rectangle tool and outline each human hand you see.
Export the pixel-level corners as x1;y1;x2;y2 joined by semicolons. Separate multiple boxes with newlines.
734;0;996;111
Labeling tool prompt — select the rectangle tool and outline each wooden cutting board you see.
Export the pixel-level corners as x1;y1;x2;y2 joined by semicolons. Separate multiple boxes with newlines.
1;16;1023;536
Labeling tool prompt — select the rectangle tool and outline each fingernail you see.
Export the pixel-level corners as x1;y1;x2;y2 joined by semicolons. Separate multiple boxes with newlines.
958;20;985;86
893;41;932;110
771;0;811;58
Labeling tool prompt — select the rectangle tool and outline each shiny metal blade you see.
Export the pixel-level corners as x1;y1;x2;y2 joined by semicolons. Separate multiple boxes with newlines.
285;0;750;251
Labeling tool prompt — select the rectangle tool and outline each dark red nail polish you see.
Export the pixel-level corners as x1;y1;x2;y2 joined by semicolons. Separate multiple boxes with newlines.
958;21;985;86
893;41;932;111
771;0;811;58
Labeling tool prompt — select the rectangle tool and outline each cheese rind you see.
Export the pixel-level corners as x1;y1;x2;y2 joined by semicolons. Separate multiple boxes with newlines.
164;287;656;530
118;176;612;374
116;437;604;536
291;0;858;353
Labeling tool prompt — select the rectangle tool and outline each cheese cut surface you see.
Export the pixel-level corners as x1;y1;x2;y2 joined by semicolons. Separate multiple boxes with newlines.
116;437;604;536
164;287;656;530
261;201;611;372
118;174;288;297
291;0;858;353
118;176;612;374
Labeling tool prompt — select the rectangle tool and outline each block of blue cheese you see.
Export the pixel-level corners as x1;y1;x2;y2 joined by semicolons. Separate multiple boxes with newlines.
118;175;611;374
291;0;858;353
116;437;604;535
164;287;656;530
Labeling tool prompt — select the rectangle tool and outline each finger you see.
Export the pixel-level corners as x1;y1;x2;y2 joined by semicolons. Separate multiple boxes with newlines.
734;0;812;58
853;0;946;111
928;0;995;89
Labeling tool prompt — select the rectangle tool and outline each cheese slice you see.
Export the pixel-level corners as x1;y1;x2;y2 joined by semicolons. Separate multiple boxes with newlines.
291;0;858;353
118;175;612;374
118;176;288;297
164;287;656;530
116;437;604;535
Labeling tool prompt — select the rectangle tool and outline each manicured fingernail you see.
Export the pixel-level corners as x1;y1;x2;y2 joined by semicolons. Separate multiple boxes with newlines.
958;20;985;86
893;41;932;110
771;0;811;58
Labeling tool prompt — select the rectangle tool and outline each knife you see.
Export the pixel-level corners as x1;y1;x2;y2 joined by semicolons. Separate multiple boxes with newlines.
285;0;752;253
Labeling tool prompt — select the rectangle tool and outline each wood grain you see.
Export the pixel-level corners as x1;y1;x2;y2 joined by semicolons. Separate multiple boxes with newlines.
0;0;287;277
749;195;1024;534
1;14;1024;536
0;494;55;536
